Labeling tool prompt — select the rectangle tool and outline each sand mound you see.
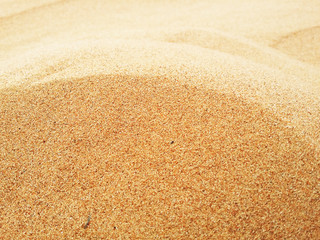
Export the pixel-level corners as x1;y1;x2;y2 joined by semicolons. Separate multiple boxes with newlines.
1;0;320;239
1;75;319;239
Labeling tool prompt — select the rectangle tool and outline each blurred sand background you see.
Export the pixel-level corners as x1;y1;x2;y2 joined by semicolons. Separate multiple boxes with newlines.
0;0;320;239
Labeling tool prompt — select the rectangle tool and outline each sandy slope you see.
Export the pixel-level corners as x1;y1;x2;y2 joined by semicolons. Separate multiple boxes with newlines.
0;0;320;239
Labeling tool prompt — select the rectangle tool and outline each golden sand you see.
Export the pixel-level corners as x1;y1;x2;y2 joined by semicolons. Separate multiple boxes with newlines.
0;0;320;239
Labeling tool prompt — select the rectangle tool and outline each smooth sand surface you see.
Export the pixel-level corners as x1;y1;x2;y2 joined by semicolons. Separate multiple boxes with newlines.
1;0;320;239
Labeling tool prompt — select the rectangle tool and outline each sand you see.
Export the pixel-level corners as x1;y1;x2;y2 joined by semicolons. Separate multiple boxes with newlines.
0;0;320;239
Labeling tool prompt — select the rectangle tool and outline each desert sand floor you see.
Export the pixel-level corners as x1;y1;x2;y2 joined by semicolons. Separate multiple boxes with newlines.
0;0;320;239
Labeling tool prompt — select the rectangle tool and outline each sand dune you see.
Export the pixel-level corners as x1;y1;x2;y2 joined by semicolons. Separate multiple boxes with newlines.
0;0;320;239
273;25;320;66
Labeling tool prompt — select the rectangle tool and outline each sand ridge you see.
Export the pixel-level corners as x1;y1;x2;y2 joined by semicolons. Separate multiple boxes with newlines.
0;0;320;239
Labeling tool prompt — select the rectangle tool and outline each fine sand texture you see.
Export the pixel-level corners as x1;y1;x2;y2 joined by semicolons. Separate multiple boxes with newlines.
1;0;320;239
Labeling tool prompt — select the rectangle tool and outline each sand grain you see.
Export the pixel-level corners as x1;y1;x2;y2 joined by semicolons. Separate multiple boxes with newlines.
0;0;320;239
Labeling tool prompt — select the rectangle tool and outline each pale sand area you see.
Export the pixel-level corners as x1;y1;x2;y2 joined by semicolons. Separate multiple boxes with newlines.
0;0;320;239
